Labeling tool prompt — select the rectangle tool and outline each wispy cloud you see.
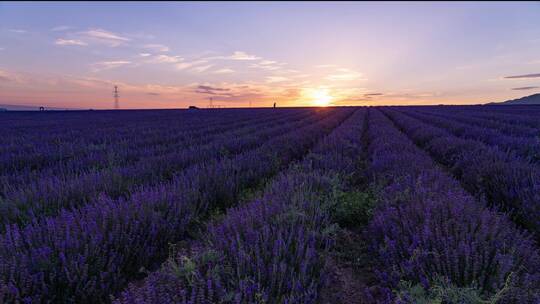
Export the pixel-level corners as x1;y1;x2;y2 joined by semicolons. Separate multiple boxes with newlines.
212;68;234;74
0;69;22;83
511;86;539;90
504;73;540;79
143;44;169;52
259;60;276;65
194;85;231;95
83;29;129;41
80;29;130;47
326;68;364;81
364;93;384;97
8;29;27;34
176;60;208;70
248;59;287;72
151;54;183;63
250;63;281;71
230;51;261;61
92;61;132;72
266;76;289;83
147;92;161;96
51;26;72;32
139;53;152;57
55;38;88;46
315;64;337;68
0;70;13;82
203;51;258;61
336;96;371;103
193;65;214;73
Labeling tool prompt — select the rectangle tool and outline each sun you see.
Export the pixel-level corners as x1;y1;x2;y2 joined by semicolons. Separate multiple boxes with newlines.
310;88;333;107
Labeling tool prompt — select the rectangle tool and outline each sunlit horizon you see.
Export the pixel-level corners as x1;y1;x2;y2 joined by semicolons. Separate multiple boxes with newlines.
1;2;540;109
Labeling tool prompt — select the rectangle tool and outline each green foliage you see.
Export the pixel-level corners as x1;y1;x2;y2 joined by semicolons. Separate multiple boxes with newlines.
394;275;513;304
167;255;198;285
164;245;225;287
332;189;375;228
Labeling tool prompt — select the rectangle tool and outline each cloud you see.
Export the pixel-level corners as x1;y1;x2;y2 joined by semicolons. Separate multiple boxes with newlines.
230;51;261;61
193;65;214;73
139;53;152;57
290;73;311;79
92;61;132;71
143;44;169;52
0;47;4;51
249;63;281;71
364;93;383;97
337;96;371;102
51;26;72;32
55;38;88;46
259;60;276;65
195;85;231;95
266;76;289;83
176;60;208;70
151;54;183;63
80;29;130;47
147;92;161;96
504;73;540;79
0;69;22;83
83;29;129;41
213;68;234;74
511;86;539;90
203;51;260;61
315;64;337;68
0;70;13;82
249;60;286;71
8;29;27;34
326;69;364;81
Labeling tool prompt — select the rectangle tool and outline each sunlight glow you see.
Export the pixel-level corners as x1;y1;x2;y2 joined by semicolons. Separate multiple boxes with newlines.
307;88;333;107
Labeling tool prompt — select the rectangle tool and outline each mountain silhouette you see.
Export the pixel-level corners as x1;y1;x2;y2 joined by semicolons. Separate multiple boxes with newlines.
490;93;540;105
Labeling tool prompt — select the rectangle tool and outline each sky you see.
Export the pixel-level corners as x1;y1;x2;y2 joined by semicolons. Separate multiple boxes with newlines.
1;1;540;109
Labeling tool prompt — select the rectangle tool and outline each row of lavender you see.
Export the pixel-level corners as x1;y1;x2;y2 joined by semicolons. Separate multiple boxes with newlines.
0;110;316;228
410;107;539;137
364;109;540;303
410;105;540;131
395;108;540;162
432;104;540;117
0;109;295;194
0;108;353;302
383;108;540;238
114;108;368;303
0;110;275;176
0;109;285;211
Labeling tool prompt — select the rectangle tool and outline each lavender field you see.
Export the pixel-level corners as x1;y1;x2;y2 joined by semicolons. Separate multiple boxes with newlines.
0;106;539;303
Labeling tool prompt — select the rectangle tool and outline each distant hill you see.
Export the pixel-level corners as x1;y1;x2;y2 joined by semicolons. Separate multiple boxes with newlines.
490;93;540;105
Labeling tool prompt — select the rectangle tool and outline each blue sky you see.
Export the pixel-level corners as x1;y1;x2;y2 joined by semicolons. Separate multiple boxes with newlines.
1;1;540;109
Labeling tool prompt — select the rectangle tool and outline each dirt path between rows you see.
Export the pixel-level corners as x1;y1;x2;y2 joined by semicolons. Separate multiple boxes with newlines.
319;228;382;304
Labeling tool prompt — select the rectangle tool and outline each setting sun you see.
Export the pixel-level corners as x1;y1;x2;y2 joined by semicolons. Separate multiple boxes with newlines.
306;88;333;107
